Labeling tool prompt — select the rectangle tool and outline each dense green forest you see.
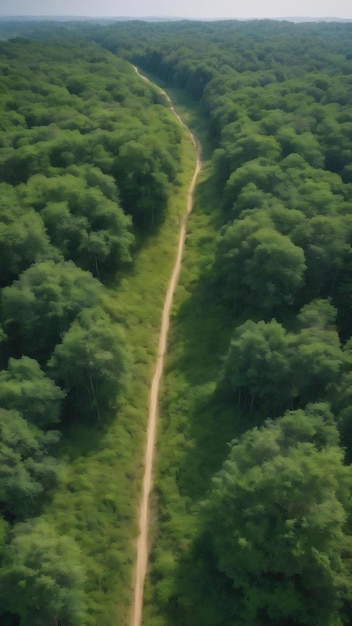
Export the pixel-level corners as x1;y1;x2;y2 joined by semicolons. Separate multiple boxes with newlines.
1;16;352;626
0;33;186;626
96;19;352;626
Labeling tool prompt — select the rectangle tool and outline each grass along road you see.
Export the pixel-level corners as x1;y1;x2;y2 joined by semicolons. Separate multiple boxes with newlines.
130;69;201;626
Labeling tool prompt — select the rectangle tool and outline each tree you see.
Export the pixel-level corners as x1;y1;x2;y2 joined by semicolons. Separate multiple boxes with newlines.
202;404;352;625
0;184;60;287
243;227;306;313
0;519;87;626
327;337;352;462
213;220;306;314
0;143;51;185
22;173;134;276
223;319;292;415
222;158;284;209
277;126;324;168
212;212;273;310
233;182;278;220
1;260;102;360
291;214;352;297
112;137;173;227
49;307;129;421
0;515;9;560
290;299;344;405
216;120;281;178
0;356;65;428
0;409;59;518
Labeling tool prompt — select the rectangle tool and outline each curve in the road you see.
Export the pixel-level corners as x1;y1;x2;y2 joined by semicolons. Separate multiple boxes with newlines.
130;68;201;626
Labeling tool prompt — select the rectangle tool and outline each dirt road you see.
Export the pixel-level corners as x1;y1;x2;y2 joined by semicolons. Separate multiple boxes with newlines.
130;68;201;626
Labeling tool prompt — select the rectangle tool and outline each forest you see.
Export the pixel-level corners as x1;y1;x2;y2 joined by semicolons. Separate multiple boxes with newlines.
0;33;184;626
1;16;352;626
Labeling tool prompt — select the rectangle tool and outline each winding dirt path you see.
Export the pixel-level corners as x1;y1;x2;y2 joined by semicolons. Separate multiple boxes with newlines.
130;68;201;626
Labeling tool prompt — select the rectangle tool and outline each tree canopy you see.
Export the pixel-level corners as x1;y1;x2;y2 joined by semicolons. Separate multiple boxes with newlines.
203;405;352;625
49;307;129;420
0;356;65;428
0;520;87;626
0;409;59;518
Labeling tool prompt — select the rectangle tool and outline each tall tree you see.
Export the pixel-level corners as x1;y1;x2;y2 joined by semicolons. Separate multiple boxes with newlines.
0;356;65;428
223;319;291;415
213;219;305;314
49;307;129;421
0;520;87;626
0;184;60;287
0;409;59;518
202;405;352;625
290;299;344;405
1;260;102;360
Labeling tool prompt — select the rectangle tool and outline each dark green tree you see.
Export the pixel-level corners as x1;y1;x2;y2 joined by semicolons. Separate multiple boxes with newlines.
213;219;305;314
1;260;102;360
203;404;352;625
0;520;87;626
290;299;344;405
0;409;59;518
0;356;65;428
0;184;60;287
21;172;134;276
223;319;292;415
49;307;129;421
112;138;173;227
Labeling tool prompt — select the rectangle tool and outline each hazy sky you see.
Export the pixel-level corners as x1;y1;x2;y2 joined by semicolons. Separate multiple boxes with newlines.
0;0;351;19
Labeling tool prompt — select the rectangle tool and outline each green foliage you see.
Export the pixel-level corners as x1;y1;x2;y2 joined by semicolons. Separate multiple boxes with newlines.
1;17;352;626
202;405;352;625
39;125;196;624
113;137;176;228
49;307;129;421
0;516;9;561
0;184;59;287
222;300;345;415
105;21;352;626
0;519;87;626
213;218;306;314
1;260;102;360
0;409;59;518
0;31;186;626
222;319;292;414
0;356;65;428
98;19;352;626
22;171;134;274
292;300;345;405
116;19;352;328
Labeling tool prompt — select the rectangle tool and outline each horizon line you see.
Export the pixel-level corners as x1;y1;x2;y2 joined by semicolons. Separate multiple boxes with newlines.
0;14;351;20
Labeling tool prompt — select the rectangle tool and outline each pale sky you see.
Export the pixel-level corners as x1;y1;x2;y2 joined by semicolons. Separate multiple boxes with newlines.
0;0;351;19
